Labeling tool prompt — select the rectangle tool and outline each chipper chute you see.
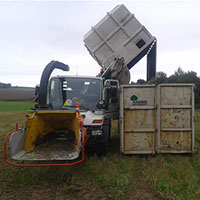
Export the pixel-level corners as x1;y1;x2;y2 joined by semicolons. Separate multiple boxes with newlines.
4;110;85;166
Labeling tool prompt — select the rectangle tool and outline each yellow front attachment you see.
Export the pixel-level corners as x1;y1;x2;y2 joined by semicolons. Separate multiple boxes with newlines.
24;111;80;152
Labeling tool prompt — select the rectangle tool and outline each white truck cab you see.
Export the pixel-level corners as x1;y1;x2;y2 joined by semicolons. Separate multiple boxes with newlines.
46;75;120;155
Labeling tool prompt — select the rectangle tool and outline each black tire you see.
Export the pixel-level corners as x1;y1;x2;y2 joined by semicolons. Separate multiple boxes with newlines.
86;120;111;157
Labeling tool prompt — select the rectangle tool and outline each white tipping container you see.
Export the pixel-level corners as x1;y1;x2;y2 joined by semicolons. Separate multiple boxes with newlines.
120;84;195;154
84;4;156;69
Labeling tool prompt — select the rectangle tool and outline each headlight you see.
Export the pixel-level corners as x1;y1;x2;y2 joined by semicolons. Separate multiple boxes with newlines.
92;130;102;136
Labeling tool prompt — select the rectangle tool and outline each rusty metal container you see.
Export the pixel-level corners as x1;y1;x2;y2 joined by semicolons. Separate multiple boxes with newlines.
120;84;195;154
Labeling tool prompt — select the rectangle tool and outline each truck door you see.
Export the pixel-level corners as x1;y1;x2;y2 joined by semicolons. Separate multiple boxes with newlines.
104;80;119;119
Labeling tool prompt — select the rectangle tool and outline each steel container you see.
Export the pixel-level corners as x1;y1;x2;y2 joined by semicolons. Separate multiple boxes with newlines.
120;84;195;154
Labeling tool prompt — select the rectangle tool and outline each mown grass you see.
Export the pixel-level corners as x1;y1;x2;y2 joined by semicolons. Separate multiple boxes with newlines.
0;102;200;200
0;101;34;112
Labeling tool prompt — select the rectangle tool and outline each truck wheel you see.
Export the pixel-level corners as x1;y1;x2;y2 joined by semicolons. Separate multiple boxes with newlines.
92;142;107;157
86;121;111;157
96;124;110;156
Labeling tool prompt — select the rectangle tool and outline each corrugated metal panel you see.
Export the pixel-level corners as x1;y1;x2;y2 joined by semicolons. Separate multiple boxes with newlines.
120;85;156;154
120;84;195;154
160;131;192;152
124;132;154;153
157;84;195;153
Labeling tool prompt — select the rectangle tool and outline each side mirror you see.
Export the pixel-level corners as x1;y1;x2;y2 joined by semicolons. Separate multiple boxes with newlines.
108;87;117;103
110;87;117;97
32;85;40;103
105;81;118;96
35;85;40;95
96;99;106;109
105;81;111;89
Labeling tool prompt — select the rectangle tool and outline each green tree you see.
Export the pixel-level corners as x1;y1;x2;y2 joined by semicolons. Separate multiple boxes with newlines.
167;68;200;107
154;72;168;83
136;79;145;84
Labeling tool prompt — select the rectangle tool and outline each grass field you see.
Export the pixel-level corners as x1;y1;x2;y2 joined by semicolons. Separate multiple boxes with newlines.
0;101;34;112
0;87;34;101
0;102;200;200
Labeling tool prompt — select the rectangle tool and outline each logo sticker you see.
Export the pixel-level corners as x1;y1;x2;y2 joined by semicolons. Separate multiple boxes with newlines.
130;95;147;105
131;95;138;101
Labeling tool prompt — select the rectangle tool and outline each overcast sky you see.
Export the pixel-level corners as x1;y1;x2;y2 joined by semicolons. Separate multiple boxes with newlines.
0;0;200;87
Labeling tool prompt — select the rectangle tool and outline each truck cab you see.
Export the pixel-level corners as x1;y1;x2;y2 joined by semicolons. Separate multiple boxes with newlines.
47;75;119;155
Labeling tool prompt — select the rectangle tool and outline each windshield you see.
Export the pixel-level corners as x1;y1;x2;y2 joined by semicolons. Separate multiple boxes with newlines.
48;77;101;110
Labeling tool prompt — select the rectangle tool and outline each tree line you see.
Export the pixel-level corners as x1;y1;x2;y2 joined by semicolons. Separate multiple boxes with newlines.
133;68;200;107
0;82;11;88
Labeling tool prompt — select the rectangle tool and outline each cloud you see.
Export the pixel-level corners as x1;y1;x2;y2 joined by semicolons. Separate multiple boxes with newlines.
0;1;200;86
